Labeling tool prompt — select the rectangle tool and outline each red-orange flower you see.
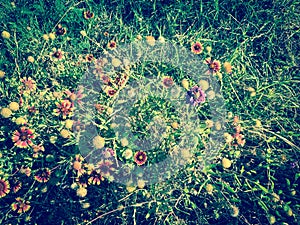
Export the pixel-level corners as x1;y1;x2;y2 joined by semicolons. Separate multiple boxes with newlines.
134;151;147;166
12;127;34;148
107;40;117;50
83;10;94;19
191;42;203;54
34;168;51;183
0;178;10;198
11;197;31;214
54;99;74;119
205;58;221;73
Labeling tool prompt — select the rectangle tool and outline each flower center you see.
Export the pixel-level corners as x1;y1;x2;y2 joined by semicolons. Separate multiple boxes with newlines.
210;63;215;69
53;52;62;59
194;45;201;50
20;134;27;141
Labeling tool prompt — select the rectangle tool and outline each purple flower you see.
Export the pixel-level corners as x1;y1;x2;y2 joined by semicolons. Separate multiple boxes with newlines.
186;86;206;106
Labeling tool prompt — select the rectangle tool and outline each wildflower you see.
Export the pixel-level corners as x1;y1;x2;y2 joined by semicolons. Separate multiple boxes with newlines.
34;168;51;183
222;158;232;169
122;149;133;159
126;185;136;193
11;198;31;213
12;127;34;148
106;107;113;114
198;80;209;91
214;121;222;130
158;36;166;43
250;91;256;97
85;54;94;62
81;202;90;209
1;108;12;118
181;79;189;89
171;121;179;129
137;179;146;189
88;170;104;185
54;99;73;119
206;90;215;100
1;31;10;39
162;76;174;88
49;32;55;40
102;148;114;158
65;119;74;129
206;46;212;53
186;86;206;106
42;34;49;41
65;88;84;104
77;186;87;197
136;34;142;40
32;144;45;153
104;86;117;97
11;178;22;193
97;160;115;177
56;24;67;36
191;42;203;54
27;56;35;63
205;58;221;73
0;178;10;198
230;205;239;217
120;138;129;147
93;136;105;149
19;166;31;177
111;57;122;67
20;77;36;93
50;48;64;61
134;151;147;166
107;40;117;50
223;62;232;74
83;10;94;19
269;215;276;224
80;30;87;37
0;70;5;78
205;120;214;128
146;36;155;46
205;183;214;194
103;31;109;36
60;129;70;138
9;101;19;111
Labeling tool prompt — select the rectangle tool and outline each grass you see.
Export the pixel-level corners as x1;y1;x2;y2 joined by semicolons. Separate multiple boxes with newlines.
0;0;299;224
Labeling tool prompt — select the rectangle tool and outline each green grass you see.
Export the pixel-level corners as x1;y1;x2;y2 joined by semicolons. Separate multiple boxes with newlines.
0;0;299;224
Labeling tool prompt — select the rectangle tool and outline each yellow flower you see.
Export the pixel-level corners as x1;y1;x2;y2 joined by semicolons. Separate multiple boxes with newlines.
81;202;90;209
206;46;212;53
126;185;136;193
255;119;262;128
80;30;87;37
136;34;142;40
205;120;214;128
214;121;222;130
93;136;105;149
49;136;57;144
223;62;232;74
146;36;155;46
207;90;215;100
9;102;19;111
110;123;118;129
106;107;113;114
269;215;276;224
15;117;26;125
42;34;49;41
205;184;214;194
158;36;166;43
0;70;5;79
171;121;179;129
222;158;232;169
198;80;209;91
48;33;55;40
287;208;293;217
111;58;122;67
1;108;12;118
230;205;239;217
65;119;73;129
27;56;35;63
122;149;133;159
121;138;129;147
60;129;70;138
181;79;189;89
1;31;10;39
137;180;146;189
76;187;87;197
250;91;256;97
246;87;255;92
